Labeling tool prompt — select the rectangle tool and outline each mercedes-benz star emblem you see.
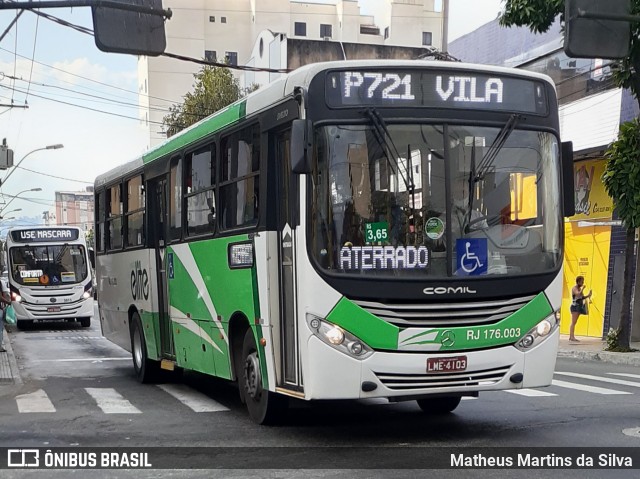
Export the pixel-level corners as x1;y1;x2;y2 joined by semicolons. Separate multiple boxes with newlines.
440;330;455;347
50;298;57;303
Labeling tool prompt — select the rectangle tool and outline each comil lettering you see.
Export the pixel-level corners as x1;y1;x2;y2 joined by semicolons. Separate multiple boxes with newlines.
436;76;503;104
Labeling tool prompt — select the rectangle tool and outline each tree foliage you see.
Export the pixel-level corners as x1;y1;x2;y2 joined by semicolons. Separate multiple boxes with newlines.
603;119;640;229
163;65;253;137
499;0;563;33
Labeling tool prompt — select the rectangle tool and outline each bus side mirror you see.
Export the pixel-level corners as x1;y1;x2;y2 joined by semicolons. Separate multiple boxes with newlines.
562;141;575;218
291;119;313;174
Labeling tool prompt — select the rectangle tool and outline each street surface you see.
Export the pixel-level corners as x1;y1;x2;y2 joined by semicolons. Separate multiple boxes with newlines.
0;303;639;478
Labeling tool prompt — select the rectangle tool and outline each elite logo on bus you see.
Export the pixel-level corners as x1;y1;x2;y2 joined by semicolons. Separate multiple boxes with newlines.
130;261;149;301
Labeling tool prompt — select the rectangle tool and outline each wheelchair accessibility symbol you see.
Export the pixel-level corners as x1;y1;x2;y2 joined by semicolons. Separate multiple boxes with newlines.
456;238;487;276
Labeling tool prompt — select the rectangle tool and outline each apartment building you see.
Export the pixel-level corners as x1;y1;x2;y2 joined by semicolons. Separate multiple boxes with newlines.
139;0;445;146
53;187;95;232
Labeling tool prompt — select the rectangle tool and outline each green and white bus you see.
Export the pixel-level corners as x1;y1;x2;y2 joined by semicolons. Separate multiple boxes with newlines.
95;60;574;424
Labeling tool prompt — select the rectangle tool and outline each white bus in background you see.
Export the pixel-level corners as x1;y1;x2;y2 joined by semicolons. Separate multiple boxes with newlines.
5;226;94;329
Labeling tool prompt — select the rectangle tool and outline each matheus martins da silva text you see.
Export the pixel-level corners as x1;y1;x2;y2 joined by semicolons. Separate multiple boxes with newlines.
451;453;633;468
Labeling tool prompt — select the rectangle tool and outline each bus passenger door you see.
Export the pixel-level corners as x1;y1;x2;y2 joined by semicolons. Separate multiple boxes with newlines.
148;175;175;360
275;129;301;389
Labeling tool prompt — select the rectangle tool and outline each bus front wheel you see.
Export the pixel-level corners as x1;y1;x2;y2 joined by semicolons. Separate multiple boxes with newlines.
240;329;286;425
416;396;462;414
79;317;91;328
130;313;159;383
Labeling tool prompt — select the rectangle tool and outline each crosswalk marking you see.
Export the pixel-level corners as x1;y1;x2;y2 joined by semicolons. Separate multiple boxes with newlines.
157;384;229;412
504;388;557;397
16;389;56;413
556;371;640;388
85;388;141;414
608;373;640;380
551;379;631;395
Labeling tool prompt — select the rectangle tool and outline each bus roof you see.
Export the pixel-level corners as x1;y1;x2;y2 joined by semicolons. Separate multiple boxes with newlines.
95;59;555;188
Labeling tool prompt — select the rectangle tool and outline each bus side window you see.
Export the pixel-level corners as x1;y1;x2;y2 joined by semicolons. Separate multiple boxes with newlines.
170;159;182;241
107;184;123;250
219;124;260;230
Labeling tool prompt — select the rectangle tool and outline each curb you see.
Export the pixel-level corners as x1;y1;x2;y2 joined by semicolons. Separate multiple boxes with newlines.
3;329;22;386
557;349;640;367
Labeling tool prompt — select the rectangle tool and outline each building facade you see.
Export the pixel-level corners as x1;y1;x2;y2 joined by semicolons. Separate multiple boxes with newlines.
53;187;95;233
450;18;639;340
139;0;445;147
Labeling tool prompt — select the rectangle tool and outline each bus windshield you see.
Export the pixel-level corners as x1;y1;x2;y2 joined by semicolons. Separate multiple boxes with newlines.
10;245;88;286
310;124;562;278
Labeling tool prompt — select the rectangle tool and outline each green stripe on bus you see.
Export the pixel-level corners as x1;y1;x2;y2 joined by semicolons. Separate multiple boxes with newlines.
327;298;399;350
187;235;258;379
142;100;247;164
400;293;553;351
140;310;159;361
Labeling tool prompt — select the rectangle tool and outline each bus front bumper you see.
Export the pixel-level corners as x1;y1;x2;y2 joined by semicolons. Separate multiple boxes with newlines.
12;298;95;321
303;328;559;400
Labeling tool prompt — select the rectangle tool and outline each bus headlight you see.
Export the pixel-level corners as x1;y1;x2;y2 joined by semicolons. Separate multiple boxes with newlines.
515;311;559;351
82;289;93;300
306;314;373;360
12;293;21;303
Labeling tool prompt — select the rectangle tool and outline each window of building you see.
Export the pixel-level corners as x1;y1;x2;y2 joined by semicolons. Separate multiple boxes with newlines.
107;184;123;250
422;31;432;46
221;16;227;23
384;26;389;39
220;124;260;229
126;175;145;247
185;145;216;236
170;160;182;241
360;25;380;35
320;24;332;39
209;16;215;22
294;22;306;37
205;50;216;62
225;51;238;66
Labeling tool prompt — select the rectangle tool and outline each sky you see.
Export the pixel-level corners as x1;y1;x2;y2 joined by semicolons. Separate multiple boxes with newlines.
0;0;503;228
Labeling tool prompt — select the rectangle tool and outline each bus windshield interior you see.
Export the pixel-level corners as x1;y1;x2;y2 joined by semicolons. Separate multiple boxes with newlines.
311;124;562;278
10;245;88;286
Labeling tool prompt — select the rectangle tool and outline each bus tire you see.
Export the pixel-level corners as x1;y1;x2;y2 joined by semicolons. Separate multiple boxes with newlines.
130;312;159;383
416;396;462;414
16;319;33;330
241;329;286;425
79;317;91;328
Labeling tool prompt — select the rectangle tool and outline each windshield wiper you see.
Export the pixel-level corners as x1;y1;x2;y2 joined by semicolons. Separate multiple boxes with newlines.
474;113;520;182
362;107;416;206
54;244;69;264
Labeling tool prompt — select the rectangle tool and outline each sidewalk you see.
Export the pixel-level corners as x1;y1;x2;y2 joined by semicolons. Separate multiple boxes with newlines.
558;333;640;366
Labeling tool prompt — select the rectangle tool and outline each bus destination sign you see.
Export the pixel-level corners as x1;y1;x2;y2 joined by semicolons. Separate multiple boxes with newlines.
10;228;80;242
325;69;548;114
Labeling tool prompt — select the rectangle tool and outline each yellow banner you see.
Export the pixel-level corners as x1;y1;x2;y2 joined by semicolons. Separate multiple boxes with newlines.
572;159;613;220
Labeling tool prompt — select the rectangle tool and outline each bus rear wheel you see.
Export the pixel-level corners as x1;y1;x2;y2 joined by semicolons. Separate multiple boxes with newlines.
130;312;159;383
240;329;286;425
416;396;462;414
